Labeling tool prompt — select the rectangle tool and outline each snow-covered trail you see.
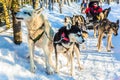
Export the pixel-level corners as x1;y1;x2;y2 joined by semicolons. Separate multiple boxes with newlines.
0;2;120;80
75;31;120;80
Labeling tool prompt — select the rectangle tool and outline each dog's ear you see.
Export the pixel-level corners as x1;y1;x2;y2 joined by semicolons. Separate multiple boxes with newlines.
117;20;119;28
117;20;119;25
70;17;73;20
108;7;111;11
73;15;75;17
35;8;43;14
82;30;88;34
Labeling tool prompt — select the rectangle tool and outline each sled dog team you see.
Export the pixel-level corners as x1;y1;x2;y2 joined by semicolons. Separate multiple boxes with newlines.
15;7;119;76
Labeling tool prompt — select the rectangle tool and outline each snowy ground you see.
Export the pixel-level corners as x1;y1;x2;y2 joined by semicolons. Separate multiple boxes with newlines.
0;2;120;80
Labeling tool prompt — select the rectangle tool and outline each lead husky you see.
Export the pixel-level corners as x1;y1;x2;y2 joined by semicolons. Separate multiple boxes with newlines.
16;8;54;74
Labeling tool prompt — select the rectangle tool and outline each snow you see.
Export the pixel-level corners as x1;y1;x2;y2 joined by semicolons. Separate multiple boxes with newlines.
0;2;120;80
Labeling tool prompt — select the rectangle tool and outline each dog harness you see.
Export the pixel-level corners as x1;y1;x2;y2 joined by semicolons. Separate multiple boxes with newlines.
104;26;111;34
61;32;69;42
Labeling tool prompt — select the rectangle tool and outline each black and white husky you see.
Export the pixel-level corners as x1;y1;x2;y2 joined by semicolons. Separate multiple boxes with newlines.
53;25;84;76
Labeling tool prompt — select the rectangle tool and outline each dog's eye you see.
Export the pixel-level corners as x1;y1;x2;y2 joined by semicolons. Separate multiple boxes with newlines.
24;12;31;16
76;33;82;37
112;27;115;30
24;12;27;14
77;34;81;37
76;32;81;36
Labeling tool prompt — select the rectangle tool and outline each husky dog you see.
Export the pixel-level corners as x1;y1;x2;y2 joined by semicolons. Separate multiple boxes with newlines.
64;16;73;26
64;16;88;50
64;15;86;31
97;19;119;52
94;7;111;38
53;25;84;76
72;15;86;31
15;8;54;74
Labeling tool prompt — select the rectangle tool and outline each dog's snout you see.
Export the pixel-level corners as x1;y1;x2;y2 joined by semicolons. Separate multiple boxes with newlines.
14;12;17;15
82;39;85;42
114;33;118;36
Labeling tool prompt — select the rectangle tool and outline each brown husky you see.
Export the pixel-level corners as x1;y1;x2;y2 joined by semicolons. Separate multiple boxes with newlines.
97;19;119;52
72;15;86;31
64;15;86;31
16;8;54;74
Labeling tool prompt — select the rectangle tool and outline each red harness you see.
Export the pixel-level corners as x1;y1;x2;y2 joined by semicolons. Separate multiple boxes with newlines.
61;32;69;42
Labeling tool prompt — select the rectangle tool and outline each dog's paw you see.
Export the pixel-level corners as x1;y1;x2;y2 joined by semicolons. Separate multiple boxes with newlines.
79;66;83;70
107;49;111;52
26;53;30;59
70;72;75;77
30;64;37;73
82;46;86;49
94;35;96;38
98;49;101;52
111;45;114;48
46;66;54;75
96;44;98;47
55;67;60;74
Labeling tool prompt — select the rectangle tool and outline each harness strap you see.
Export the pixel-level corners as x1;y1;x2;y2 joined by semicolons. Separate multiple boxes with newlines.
30;31;45;43
61;42;73;53
44;30;53;41
103;24;111;34
61;32;69;41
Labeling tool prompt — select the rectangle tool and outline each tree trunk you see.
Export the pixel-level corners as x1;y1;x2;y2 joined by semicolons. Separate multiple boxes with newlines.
18;0;22;6
48;0;52;10
107;0;110;4
46;0;49;8
1;0;11;29
11;0;22;44
117;0;119;4
67;0;71;6
52;0;54;10
71;0;74;2
21;0;24;6
32;0;35;9
59;0;62;13
29;0;33;5
33;0;39;9
61;0;64;6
